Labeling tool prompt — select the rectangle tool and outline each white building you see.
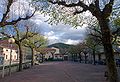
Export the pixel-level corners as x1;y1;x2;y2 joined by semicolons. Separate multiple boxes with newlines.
35;47;63;61
0;40;18;61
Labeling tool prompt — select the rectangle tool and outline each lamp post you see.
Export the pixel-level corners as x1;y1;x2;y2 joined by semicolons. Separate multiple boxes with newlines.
8;37;15;76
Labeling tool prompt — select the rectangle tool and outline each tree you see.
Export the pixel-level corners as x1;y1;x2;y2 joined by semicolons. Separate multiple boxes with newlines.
35;48;56;62
23;34;47;66
85;24;102;64
85;35;99;64
34;0;119;82
0;25;38;71
0;0;36;27
68;46;77;61
112;17;120;45
74;43;85;63
50;49;56;60
79;42;89;64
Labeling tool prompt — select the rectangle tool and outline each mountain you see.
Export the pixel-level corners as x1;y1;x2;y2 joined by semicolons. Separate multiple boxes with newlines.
48;43;73;49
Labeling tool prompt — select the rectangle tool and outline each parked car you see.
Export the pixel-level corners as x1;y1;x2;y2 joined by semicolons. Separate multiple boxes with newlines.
98;60;106;65
94;59;106;65
115;59;120;67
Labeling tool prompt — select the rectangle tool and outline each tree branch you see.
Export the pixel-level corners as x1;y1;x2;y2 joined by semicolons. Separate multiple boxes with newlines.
0;32;11;38
20;32;38;42
0;7;36;27
102;0;115;18
90;27;102;34
73;8;87;15
1;0;13;22
95;0;99;8
48;0;89;10
13;26;20;41
89;33;102;40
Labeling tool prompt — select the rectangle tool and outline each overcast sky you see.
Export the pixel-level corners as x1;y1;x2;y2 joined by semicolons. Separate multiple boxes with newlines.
31;13;87;45
0;0;88;45
1;0;119;45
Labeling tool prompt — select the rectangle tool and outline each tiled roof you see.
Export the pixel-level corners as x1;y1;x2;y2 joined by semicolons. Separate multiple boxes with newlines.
0;40;17;50
36;48;56;52
44;48;56;51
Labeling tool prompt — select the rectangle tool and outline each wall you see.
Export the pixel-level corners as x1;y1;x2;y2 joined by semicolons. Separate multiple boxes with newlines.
3;48;18;61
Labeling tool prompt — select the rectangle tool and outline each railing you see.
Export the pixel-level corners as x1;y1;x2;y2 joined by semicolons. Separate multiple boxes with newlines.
0;60;31;78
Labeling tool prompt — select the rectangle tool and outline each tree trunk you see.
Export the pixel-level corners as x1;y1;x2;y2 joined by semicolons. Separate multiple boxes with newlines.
84;54;87;64
71;54;74;61
18;43;23;71
51;53;54;60
99;19;118;82
31;48;34;66
93;50;96;65
73;54;75;62
41;54;44;63
98;54;101;61
79;53;82;63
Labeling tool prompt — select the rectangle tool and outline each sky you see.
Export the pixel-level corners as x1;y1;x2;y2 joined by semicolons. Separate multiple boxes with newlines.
0;0;88;45
30;13;87;45
0;0;119;45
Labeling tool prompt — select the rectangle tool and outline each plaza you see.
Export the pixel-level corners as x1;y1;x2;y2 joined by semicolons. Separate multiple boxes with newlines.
0;61;109;82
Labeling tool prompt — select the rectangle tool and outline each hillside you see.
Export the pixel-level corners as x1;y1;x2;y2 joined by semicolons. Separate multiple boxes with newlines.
48;43;73;49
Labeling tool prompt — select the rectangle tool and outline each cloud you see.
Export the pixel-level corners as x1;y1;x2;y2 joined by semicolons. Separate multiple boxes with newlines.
29;12;87;45
0;0;87;45
32;14;87;45
65;39;80;45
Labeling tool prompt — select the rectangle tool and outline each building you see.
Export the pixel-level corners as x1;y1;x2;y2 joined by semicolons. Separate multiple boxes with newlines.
0;40;18;61
51;47;63;60
35;47;64;62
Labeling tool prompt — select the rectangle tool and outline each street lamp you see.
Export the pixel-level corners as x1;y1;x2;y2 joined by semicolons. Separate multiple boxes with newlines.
8;37;15;76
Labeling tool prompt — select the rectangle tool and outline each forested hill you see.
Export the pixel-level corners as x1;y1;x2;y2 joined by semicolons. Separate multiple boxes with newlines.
48;43;73;49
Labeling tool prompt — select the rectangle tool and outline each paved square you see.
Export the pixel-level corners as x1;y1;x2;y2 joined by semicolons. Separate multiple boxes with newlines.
0;62;108;82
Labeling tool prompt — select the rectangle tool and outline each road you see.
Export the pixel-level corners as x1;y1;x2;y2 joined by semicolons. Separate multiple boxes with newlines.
0;61;108;82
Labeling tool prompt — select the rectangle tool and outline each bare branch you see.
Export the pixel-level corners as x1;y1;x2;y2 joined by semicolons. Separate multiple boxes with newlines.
73;8;87;15
88;27;102;34
13;26;20;41
0;7;36;27
20;32;38;42
0;32;11;38
103;0;115;18
48;0;89;10
89;33;102;40
95;0;99;8
1;0;13;22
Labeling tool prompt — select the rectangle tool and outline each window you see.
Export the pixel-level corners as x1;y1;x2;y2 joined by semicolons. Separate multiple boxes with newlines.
6;55;7;59
14;55;16;59
16;51;18;53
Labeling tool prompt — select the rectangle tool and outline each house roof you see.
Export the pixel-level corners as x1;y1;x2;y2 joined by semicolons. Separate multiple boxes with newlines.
36;48;56;52
0;40;17;50
44;48;56;51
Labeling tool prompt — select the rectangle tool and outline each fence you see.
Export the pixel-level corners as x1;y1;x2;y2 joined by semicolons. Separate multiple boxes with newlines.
0;61;31;78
